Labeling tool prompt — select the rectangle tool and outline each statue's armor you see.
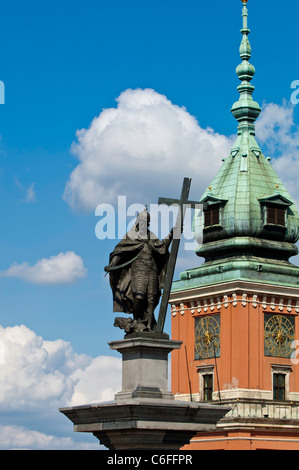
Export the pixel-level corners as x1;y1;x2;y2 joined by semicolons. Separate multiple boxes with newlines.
130;240;158;304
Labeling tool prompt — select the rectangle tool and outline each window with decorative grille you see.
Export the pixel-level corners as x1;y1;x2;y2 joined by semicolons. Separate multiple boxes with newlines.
266;206;286;226
204;208;220;227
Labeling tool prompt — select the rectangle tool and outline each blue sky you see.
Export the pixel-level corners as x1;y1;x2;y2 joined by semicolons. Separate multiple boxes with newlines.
0;0;299;450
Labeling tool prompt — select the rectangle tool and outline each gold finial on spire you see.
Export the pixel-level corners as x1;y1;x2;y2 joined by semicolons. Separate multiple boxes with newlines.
241;0;248;4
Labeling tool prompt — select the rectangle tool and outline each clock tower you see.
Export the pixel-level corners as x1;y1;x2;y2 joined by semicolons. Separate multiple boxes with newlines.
170;0;299;450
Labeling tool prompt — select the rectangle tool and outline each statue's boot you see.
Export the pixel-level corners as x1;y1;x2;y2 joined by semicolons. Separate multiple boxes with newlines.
146;303;156;330
132;296;145;321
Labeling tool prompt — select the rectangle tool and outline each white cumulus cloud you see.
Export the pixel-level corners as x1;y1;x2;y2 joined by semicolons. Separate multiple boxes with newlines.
0;425;98;450
63;88;234;211
0;324;121;449
0;324;114;409
255;100;299;206
64;91;299;215
0;251;87;285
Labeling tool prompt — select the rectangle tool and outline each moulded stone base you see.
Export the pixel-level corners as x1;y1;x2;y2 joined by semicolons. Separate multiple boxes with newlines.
60;398;229;450
60;335;230;449
94;429;196;451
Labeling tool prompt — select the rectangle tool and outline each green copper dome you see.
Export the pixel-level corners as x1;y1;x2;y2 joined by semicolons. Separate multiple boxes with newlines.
174;0;299;292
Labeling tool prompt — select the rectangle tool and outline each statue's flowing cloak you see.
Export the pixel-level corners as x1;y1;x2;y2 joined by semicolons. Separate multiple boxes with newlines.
108;229;170;313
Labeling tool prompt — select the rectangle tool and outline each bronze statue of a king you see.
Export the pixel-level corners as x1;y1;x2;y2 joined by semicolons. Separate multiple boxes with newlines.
104;209;173;334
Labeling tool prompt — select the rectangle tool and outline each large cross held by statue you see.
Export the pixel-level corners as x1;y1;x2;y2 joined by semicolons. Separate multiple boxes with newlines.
156;177;198;333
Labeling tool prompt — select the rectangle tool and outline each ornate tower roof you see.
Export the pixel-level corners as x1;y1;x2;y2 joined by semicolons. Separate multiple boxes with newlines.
231;0;261;131
176;0;299;290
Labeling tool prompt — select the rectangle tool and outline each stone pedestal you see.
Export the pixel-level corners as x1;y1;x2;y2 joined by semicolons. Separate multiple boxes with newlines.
60;335;230;450
111;335;178;401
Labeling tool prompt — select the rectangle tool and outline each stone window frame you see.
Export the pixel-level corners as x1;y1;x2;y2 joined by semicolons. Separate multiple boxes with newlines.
197;365;215;402
271;364;292;401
